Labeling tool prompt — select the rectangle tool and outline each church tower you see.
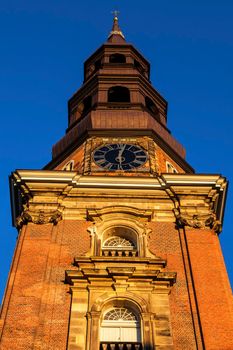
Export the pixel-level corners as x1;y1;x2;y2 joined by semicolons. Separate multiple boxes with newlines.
1;15;233;350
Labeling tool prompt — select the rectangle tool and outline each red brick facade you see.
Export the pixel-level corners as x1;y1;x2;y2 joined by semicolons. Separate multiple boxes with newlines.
0;221;91;349
1;16;232;350
1;220;232;349
186;229;233;349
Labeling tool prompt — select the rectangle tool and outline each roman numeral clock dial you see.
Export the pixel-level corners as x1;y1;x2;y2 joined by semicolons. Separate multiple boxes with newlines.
93;144;147;171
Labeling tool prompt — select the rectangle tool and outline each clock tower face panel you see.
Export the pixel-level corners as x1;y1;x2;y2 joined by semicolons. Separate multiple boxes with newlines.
88;137;154;175
93;143;147;171
51;137;185;175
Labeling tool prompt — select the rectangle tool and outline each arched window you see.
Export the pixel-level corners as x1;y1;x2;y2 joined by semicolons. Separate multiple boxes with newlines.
76;95;92;118
166;161;178;173
134;59;144;73
62;160;74;171
95;58;102;71
104;236;135;248
109;53;126;64
102;226;138;257
145;96;159;116
83;95;92;113
108;86;130;103
100;307;141;347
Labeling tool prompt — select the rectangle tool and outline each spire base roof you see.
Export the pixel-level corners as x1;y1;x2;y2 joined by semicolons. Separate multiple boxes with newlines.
108;15;126;43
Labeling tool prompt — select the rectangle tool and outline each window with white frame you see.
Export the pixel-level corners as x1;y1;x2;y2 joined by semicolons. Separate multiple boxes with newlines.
101;226;138;257
100;307;141;343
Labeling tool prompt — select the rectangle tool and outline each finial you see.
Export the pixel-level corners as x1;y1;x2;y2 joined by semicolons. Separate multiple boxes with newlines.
108;10;125;40
111;10;120;20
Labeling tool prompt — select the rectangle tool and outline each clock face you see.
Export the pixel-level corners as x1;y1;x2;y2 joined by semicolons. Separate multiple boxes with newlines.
93;143;147;171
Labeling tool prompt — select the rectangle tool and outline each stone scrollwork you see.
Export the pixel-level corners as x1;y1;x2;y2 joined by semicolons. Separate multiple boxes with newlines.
173;209;222;233
16;209;62;228
205;215;222;233
15;211;32;228
49;210;63;225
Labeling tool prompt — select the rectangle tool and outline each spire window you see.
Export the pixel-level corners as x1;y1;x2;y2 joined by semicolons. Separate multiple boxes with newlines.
134;59;143;73
83;95;92;113
109;53;126;64
75;95;92;120
95;59;102;71
108;86;130;103
145;96;159;115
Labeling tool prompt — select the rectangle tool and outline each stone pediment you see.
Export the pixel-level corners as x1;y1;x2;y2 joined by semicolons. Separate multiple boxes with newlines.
87;206;153;222
65;256;176;293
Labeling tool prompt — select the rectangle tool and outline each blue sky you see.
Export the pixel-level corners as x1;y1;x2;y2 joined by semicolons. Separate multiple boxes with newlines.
0;0;233;301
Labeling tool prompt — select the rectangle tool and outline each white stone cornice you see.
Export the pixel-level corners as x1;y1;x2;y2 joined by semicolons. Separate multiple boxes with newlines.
12;170;227;192
10;170;228;232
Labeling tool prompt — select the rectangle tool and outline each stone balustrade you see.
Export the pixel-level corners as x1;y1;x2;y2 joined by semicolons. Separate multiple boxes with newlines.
101;249;138;257
100;342;142;350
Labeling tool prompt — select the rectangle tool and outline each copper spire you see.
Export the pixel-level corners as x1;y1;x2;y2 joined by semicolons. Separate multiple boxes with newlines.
107;11;126;43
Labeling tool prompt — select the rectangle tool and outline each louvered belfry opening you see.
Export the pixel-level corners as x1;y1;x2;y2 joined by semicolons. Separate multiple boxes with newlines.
108;86;130;103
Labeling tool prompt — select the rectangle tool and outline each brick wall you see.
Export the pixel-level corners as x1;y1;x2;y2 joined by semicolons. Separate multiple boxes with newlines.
148;222;199;349
1;219;232;350
0;220;90;350
186;228;233;350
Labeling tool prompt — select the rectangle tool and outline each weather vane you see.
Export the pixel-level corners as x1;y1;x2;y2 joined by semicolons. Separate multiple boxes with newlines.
111;10;120;19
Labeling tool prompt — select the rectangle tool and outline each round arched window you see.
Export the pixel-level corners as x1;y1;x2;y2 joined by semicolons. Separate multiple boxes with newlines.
101;226;138;257
104;308;137;321
100;307;141;343
103;236;135;249
102;235;137;257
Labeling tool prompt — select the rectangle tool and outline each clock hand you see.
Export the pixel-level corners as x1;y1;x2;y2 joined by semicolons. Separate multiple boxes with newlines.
118;144;126;158
116;152;122;164
116;145;126;164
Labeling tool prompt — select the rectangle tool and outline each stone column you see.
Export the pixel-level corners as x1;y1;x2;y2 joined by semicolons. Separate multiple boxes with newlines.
67;286;89;350
88;311;101;350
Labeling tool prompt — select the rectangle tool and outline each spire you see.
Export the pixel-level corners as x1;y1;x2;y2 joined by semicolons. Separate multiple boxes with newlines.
107;11;126;43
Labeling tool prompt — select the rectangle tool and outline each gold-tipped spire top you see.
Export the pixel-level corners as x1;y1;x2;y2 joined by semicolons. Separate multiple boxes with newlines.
108;10;125;41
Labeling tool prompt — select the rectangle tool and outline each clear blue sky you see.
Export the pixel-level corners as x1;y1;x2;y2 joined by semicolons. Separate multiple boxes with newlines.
0;0;233;301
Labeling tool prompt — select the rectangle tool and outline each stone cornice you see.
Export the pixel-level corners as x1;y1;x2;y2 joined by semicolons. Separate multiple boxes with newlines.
65;256;176;293
10;171;227;233
73;256;167;268
11;171;226;191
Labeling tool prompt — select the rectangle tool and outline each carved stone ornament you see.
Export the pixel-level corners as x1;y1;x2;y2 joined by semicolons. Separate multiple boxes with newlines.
87;206;153;222
173;209;222;233
16;210;62;228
